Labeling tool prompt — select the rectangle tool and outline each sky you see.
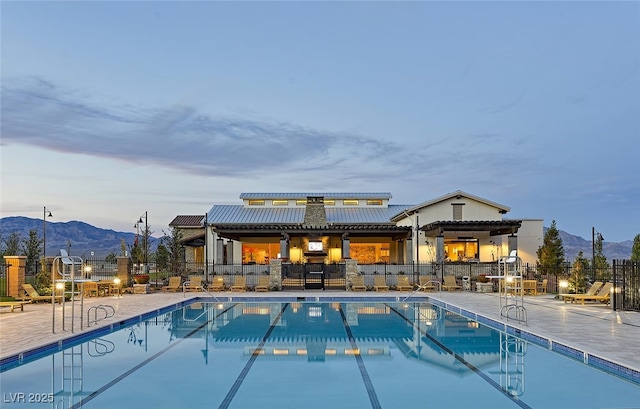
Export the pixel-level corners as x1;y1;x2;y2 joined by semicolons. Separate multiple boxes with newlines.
1;1;639;242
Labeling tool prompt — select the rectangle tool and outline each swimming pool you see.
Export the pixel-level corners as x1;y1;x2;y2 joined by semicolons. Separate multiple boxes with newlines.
1;300;639;408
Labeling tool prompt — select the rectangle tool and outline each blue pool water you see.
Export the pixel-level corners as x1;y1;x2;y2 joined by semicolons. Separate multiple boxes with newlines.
1;300;639;408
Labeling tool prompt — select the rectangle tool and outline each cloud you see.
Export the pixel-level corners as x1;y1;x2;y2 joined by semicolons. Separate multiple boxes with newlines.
1;76;414;179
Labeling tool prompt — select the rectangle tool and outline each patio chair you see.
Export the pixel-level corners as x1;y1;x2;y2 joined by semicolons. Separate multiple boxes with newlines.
254;275;271;292
18;283;63;303
536;279;548;295
562;281;602;301
373;276;389;292
418;276;439;292
183;276;203;292
83;281;99;297
351;276;367;291
396;276;414;291
565;282;613;305
162;276;182;292
231;276;247;292
442;276;462;291
209;276;225;291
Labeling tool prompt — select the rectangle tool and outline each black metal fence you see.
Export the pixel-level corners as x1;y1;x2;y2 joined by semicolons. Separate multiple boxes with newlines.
612;260;639;312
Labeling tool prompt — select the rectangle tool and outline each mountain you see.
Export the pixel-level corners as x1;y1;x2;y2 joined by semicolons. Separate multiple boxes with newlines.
0;216;161;258
554;229;632;261
0;216;633;261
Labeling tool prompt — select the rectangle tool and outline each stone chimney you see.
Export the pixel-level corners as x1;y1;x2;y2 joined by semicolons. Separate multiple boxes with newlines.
303;196;327;226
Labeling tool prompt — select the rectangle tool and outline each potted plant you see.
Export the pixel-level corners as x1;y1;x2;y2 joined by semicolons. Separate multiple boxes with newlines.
133;273;150;284
477;274;490;283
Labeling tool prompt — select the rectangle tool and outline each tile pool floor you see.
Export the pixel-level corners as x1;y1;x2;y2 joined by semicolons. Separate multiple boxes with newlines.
1;290;638;375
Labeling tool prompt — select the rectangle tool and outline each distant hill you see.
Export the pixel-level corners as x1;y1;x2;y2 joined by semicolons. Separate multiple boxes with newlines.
554;229;632;262
0;216;633;262
0;216;160;258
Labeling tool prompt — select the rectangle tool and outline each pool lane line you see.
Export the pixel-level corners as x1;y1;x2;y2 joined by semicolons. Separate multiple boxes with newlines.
218;302;289;409
388;304;533;409
338;305;383;409
69;303;238;409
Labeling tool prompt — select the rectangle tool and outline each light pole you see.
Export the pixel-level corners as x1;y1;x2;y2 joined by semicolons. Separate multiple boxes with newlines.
43;206;53;276
137;211;148;273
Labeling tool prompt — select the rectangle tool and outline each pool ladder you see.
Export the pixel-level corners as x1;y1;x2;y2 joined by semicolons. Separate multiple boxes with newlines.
86;304;115;327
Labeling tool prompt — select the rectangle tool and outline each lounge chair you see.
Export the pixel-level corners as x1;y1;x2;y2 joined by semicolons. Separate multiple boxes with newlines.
0;300;31;312
565;282;613;305
351;276;367;291
418;276;439;292
396;276;414;291
562;281;602;302
162;276;182;292
442;276;462;291
183;276;203;292
254;276;271;292
209;276;225;291
18;283;63;303
373;276;389;292
231;276;247;292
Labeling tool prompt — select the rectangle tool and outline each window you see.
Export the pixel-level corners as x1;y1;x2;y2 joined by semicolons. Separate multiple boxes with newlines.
248;200;265;206
324;199;335;206
444;239;478;261
296;200;307;206
272;200;288;206
343;199;359;206
452;203;464;220
366;199;382;206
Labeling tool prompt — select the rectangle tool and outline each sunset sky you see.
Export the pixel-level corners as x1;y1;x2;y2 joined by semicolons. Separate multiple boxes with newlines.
1;1;639;242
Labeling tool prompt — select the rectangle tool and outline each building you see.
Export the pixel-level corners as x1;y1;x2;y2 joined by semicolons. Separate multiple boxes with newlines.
172;190;542;280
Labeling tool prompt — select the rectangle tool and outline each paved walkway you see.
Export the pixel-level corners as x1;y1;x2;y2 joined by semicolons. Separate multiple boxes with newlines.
1;290;638;373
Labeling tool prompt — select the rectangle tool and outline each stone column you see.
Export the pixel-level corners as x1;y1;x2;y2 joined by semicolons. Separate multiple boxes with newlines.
216;239;224;264
345;259;359;291
269;258;282;291
435;236;445;263
341;233;350;259
116;256;131;286
280;233;290;260
4;256;26;298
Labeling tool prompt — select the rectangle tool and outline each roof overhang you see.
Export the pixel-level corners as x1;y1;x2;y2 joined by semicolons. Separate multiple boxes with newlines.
212;224;412;241
419;220;522;236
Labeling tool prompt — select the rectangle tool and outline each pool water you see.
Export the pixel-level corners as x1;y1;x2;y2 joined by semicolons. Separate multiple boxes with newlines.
1;301;639;408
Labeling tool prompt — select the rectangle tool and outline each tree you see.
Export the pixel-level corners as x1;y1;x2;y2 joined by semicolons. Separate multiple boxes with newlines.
155;244;169;273
631;234;640;262
536;220;565;275
162;227;185;275
569;251;589;293
593;232;609;280
21;229;42;274
105;252;117;264
2;232;23;256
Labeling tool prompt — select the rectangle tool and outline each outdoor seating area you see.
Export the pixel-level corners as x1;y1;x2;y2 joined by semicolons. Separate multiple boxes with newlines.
17;284;63;304
0;300;31;312
162;276;182;292
563;282;613;306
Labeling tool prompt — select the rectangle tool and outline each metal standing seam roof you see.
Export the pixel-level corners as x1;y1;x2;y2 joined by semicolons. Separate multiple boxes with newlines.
239;193;392;200
207;204;411;225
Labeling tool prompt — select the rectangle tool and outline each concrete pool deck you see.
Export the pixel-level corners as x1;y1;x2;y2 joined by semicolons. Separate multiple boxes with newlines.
1;290;638;374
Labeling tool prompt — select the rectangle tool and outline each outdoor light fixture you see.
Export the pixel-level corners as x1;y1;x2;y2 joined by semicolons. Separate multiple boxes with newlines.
136;211;148;273
559;280;569;292
43;206;53;275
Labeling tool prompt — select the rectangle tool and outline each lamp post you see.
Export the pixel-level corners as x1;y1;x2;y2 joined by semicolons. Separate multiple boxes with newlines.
43;206;53;276
137;211;148;274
